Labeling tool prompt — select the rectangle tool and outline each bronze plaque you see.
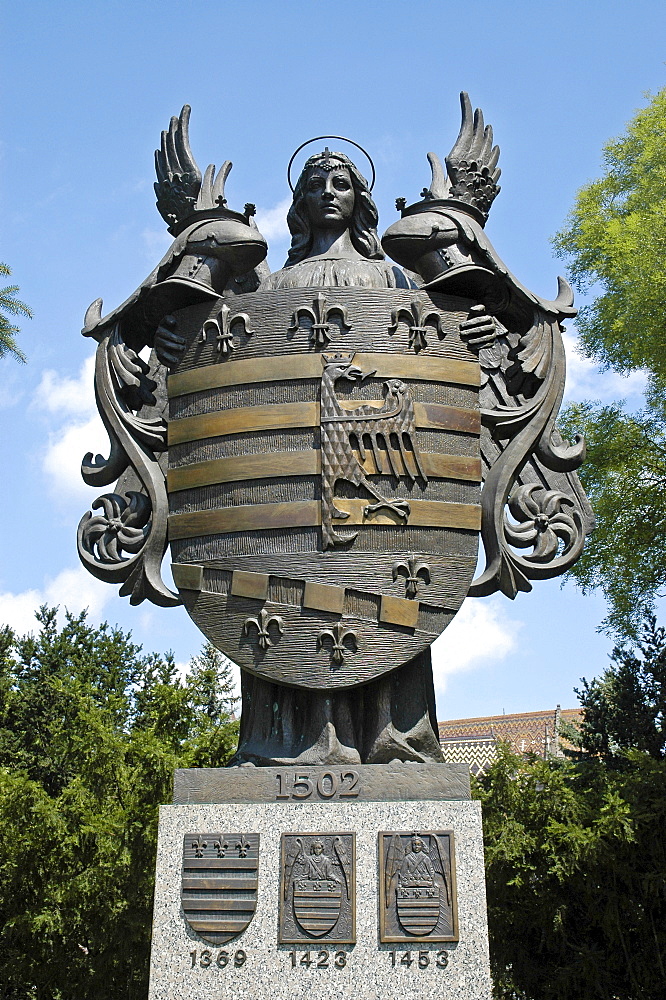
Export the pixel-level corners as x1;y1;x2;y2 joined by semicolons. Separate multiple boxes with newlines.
181;832;259;944
279;833;355;944
168;287;481;690
378;831;458;943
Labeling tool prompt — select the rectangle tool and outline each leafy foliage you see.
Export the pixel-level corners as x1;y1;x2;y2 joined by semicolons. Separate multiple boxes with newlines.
553;88;666;384
478;612;666;999
575;614;666;763
0;609;238;1000
553;89;666;635
0;262;32;363
476;744;666;1000
559;400;666;635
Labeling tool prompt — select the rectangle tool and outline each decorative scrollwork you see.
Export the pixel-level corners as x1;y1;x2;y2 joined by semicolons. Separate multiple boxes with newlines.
505;484;584;566
469;306;588;599
79;491;150;564
77;324;179;608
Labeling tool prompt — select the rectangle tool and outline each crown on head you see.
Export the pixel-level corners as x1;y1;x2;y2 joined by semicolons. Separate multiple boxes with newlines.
322;351;356;367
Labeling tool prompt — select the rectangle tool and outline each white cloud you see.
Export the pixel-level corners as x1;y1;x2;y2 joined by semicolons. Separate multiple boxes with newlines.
255;197;291;243
34;354;96;417
430;596;519;703
0;566;112;636
562;327;648;404
33;354;108;501
43;413;109;501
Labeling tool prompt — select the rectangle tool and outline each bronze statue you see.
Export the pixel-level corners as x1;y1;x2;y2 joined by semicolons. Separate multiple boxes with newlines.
77;95;592;765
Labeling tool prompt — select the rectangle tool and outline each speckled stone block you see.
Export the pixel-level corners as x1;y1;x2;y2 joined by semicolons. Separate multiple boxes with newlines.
148;795;491;1000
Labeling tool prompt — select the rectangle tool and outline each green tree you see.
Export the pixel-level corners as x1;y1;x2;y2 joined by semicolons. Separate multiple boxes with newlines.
574;614;666;764
478;611;666;999
559;399;666;635
0;609;238;1000
476;744;666;1000
0;263;32;363
553;88;666;635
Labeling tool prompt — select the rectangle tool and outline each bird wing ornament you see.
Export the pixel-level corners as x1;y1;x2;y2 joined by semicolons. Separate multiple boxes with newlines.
385;834;406;904
429;834;451;906
382;92;593;600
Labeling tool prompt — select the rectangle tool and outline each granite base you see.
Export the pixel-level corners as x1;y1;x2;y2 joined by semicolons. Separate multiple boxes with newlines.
148;769;491;1000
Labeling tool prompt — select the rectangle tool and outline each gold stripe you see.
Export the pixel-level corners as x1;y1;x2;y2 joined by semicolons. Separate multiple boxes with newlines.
168;499;480;540
303;581;345;614
380;595;420;628
168;452;319;491
167;352;479;398
168;401;320;445
231;570;269;599
169;500;318;538
167;451;481;492
168;401;479;446
171;563;203;591
335;498;481;530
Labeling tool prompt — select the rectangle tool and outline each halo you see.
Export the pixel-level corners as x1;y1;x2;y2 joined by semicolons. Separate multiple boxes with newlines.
287;135;376;192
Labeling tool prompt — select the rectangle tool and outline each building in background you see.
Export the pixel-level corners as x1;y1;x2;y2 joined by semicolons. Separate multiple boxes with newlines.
438;706;582;775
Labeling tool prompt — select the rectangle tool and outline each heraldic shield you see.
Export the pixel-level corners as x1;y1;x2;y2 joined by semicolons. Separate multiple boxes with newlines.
167;286;481;689
180;833;259;945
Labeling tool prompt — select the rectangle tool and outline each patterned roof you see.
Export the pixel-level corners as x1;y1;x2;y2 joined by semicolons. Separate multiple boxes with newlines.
438;706;582;775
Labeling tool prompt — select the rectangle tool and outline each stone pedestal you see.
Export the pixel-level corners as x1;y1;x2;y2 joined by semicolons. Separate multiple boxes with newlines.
148;765;491;1000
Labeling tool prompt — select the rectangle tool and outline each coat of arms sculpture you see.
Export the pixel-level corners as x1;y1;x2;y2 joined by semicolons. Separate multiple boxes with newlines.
77;94;592;766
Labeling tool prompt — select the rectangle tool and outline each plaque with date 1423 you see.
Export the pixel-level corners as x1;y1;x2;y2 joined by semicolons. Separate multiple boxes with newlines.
280;833;355;944
379;831;458;944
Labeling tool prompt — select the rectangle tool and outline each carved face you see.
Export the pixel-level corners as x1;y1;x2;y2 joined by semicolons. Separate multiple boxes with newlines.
304;166;355;230
312;841;324;855
411;837;424;853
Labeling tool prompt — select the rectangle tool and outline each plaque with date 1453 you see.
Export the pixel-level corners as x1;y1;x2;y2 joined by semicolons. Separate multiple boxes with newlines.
379;831;458;944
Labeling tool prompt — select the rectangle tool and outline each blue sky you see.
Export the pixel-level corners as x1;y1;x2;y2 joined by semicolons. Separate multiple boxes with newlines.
1;0;664;721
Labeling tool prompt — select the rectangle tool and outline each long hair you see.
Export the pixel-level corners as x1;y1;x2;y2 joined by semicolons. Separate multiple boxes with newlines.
286;152;384;265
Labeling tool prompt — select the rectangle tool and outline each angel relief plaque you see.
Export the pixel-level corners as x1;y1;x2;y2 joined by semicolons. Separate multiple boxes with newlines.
279;833;355;944
379;831;458;943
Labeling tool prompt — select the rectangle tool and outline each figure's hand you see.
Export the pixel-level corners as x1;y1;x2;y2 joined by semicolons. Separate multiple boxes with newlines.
154;315;186;368
459;304;499;351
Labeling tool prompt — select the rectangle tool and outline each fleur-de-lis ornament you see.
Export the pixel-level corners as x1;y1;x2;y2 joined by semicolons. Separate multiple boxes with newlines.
389;301;445;353
242;608;284;650
289;291;351;347
317;623;358;667
214;838;229;858
191;836;208;858
236;836;251;858
200;303;255;357
392;555;431;599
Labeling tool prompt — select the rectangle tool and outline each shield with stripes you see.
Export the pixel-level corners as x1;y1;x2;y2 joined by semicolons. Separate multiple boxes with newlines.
293;879;342;937
396;885;441;936
167;286;481;688
180;832;259;945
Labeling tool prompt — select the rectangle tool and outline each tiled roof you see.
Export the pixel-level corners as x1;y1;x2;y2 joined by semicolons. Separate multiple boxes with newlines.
438;707;582;774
